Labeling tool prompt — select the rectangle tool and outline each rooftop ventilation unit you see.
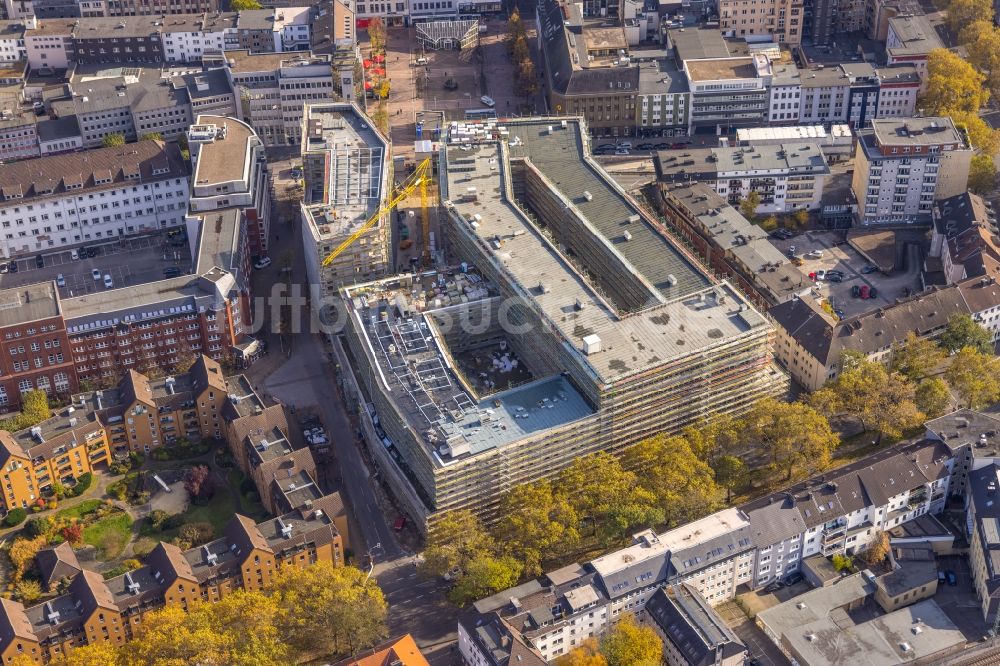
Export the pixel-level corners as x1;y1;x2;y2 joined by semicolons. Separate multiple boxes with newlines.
583;191;593;201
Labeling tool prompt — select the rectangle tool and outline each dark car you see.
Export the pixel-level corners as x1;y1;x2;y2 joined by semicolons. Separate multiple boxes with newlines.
862;264;878;274
946;570;957;586
869;286;878;299
637;143;655;150
654;143;669;149
852;285;861;298
163;267;181;278
784;571;804;586
393;515;407;532
8;260;16;273
763;580;784;593
34;255;43;269
827;274;843;283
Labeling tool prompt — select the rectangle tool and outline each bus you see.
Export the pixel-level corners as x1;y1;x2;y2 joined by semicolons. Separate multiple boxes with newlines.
464;108;498;120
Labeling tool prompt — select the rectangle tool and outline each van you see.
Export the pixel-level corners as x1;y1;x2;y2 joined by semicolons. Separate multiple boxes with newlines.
415;57;428;65
103;274;113;289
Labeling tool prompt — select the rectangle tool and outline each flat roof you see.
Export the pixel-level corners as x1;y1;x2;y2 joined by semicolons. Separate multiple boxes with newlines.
685;57;757;82
222;49;327;73
0;282;60;327
344;273;597;461
191;115;254;186
443;121;768;385
301;103;387;239
737;125;852;144
869;117;965;147
888;14;944;55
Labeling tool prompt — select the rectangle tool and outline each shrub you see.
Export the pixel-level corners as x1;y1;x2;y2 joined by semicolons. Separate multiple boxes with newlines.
4;508;26;526
103;558;142;580
163;514;185;530
239;476;256;496
109;461;130;475
151;448;171;461
23;517;52;539
128;491;150;506
149;509;169;530
68;473;93;497
128;451;145;467
178;521;214;547
46;501;57;511
832;553;854;572
107;480;127;501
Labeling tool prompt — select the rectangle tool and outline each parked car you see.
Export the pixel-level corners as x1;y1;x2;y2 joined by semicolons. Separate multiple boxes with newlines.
70;249;79;260
763;580;784;593
254;257;272;270
808;272;817;281
938;570;947;583
34;255;43;269
56;273;65;287
862;264;878;274
103;274;113;289
869;286;878;299
852;285;861;298
946;570;957;586
654;143;669;150
792;257;805;266
784;571;804;586
393;515;406;532
637;143;655;150
480;95;495;107
91;269;101;281
0;263;7;274
163;267;181;278
788;245;796;256
828;274;843;283
806;249;824;259
9;260;16;273
815;270;827;281
860;284;870;299
834;308;845;319
617;141;632;150
615;148;630;155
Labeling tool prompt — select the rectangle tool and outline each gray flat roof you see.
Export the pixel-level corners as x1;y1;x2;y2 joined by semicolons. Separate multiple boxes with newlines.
0;282;61;327
442;122;768;384
888;14;944;55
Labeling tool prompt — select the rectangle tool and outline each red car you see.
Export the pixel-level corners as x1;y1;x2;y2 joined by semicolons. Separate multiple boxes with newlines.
860;285;870;299
808;272;817;281
393;515;406;532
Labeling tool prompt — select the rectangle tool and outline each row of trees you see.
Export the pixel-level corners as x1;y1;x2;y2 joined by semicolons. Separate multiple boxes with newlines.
506;10;539;99
920;48;999;192
554;616;663;666
7;562;387;666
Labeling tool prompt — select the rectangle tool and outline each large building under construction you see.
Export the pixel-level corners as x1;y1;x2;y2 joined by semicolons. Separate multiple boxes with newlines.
340;118;788;529
299;103;391;296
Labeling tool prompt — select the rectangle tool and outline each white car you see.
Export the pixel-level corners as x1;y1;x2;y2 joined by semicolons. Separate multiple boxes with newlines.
56;273;65;287
254;257;272;270
480;95;495;107
814;269;827;281
806;249;824;259
91;269;101;281
103;274;114;289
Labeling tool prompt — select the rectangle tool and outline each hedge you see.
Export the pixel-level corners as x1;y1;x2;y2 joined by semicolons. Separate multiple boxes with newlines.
4;508;26;527
68;473;93;498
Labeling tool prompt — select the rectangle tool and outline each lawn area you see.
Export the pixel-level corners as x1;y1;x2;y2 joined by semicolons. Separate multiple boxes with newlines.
56;499;103;521
138;489;236;542
227;469;269;522
83;511;133;560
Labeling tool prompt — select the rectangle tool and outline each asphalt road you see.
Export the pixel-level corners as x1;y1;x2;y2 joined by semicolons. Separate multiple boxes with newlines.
247;154;459;661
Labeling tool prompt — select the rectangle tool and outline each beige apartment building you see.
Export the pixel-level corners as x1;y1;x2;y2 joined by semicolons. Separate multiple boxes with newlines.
719;0;805;45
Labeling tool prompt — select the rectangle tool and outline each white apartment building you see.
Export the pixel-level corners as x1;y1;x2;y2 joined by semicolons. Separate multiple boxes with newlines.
23;16;72;69
766;62;801;124
162;14;239;63
459;438;954;666
187;115;271;258
223;50;335;147
272;7;311;52
0;20;28;62
0;140;188;258
798;66;850;123
852;117;973;225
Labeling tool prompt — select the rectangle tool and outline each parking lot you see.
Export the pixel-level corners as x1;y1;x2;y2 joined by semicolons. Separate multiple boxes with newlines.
936;554;989;641
0;232;192;298
767;230;923;319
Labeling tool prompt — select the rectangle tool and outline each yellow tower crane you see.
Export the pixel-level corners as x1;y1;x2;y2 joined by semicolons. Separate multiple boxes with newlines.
321;157;433;267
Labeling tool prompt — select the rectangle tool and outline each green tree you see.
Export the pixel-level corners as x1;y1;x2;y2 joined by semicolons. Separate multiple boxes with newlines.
921;49;990;115
810;354;923;440
969;154;998;194
421;509;495;578
102;132;126;148
269;562;387;659
621;435;720;527
939;313;993;354
139;132;163;141
555;639;607;666
832;553;854;572
951;110;1000;154
495;480;580;577
557;452;663;547
712;455;748;502
450;555;522;605
4;507;26;526
916;377;952;418
600;615;662;666
739;191;761;220
946;346;1000;409
891;331;946;381
230;0;263;9
740;398;838;481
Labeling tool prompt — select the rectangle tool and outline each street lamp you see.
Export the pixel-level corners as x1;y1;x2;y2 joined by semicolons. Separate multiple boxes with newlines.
364;542;382;583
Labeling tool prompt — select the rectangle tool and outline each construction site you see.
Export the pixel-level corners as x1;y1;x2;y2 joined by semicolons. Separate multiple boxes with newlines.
336;116;790;531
